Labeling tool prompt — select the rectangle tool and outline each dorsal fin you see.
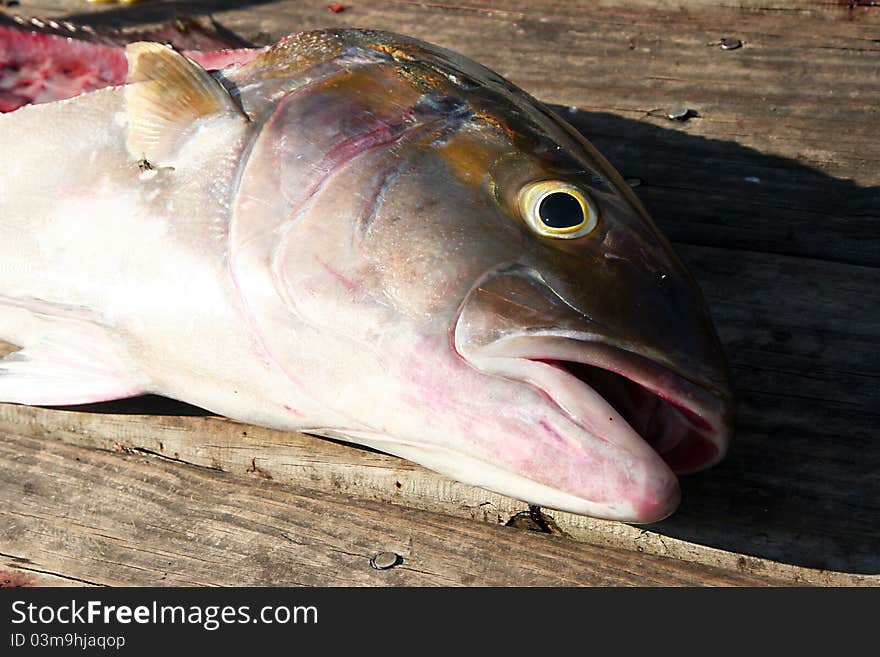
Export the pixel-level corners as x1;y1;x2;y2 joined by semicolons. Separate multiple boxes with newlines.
124;41;248;164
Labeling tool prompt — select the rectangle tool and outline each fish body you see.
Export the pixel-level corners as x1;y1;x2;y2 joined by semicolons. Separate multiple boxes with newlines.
0;27;734;522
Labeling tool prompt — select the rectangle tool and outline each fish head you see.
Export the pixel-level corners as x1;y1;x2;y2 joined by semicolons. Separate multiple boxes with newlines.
230;31;734;522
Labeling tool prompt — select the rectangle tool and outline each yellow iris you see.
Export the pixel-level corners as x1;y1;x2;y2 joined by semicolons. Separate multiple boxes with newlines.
517;181;599;239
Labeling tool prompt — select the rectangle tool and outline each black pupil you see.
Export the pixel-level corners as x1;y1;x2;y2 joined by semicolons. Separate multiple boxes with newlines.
538;192;584;229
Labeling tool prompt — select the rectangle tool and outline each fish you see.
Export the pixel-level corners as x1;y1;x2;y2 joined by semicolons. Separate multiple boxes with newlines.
0;25;735;523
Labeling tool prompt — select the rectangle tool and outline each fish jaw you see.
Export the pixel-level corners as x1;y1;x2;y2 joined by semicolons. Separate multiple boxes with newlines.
440;264;734;521
462;338;733;477
328;426;681;523
303;330;683;523
390;335;724;523
395;344;686;522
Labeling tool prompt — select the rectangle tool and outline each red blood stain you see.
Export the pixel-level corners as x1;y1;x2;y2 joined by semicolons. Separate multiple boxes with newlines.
0;570;34;587
283;404;304;417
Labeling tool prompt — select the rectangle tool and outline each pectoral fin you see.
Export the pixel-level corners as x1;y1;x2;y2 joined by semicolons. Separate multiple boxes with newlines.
125;41;249;164
0;315;144;406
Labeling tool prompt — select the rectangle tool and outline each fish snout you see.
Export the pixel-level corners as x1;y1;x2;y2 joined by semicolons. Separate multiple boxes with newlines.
454;266;735;480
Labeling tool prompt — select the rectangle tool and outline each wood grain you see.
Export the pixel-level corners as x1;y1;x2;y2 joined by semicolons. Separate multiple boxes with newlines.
0;0;877;585
3;400;872;586
0;431;804;586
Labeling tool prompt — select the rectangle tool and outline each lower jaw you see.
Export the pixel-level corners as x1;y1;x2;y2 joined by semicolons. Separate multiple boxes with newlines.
310;427;681;523
472;335;730;475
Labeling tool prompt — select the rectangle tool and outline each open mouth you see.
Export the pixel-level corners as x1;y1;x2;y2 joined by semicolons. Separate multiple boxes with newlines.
450;265;733;519
533;356;726;474
467;333;732;478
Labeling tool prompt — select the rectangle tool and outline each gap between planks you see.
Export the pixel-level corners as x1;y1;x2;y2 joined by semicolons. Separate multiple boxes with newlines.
1;429;802;587
0;398;873;586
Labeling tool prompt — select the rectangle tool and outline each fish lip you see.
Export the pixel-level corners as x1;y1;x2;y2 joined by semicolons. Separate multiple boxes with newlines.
470;334;734;475
315;428;679;523
316;428;681;525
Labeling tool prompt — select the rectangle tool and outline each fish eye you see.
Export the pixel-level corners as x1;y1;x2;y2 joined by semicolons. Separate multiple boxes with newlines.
517;181;599;239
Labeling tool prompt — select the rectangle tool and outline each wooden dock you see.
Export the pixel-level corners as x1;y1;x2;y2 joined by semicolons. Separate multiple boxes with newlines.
1;0;878;586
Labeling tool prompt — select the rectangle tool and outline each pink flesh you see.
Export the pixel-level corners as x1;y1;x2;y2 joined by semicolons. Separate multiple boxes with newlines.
0;25;263;112
185;48;265;72
559;361;720;474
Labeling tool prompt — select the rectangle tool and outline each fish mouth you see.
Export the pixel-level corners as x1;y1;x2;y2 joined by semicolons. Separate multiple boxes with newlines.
482;336;732;476
463;335;733;521
448;262;733;521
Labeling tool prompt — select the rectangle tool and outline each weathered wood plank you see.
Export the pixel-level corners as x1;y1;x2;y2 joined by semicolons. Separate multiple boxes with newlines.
0;431;808;586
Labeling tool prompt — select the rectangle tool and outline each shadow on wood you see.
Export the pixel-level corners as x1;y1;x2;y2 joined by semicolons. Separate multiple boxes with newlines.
558;107;879;575
54;0;284;31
